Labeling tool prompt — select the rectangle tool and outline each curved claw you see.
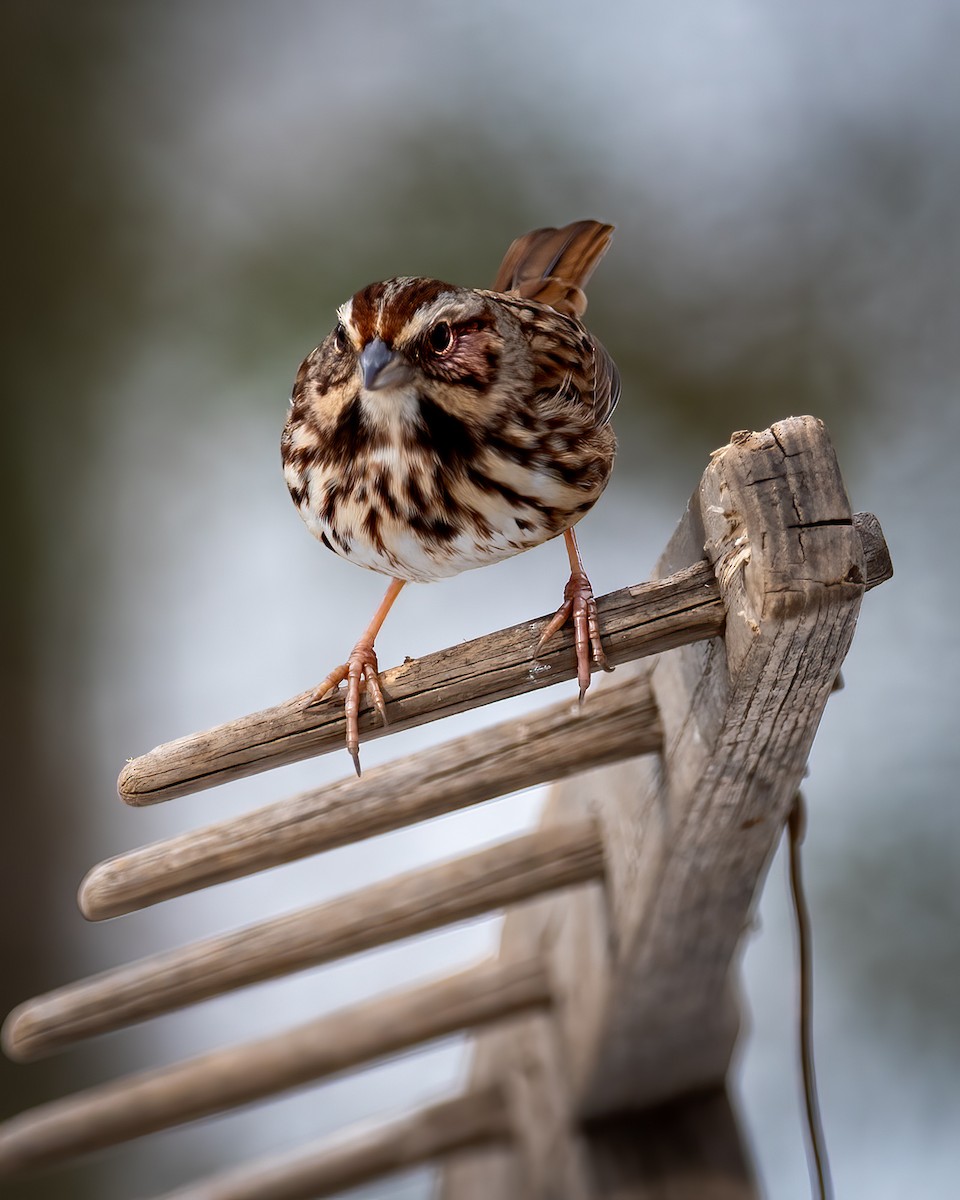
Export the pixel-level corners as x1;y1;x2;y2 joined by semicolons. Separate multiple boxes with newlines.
535;599;572;657
306;640;389;777
537;570;612;704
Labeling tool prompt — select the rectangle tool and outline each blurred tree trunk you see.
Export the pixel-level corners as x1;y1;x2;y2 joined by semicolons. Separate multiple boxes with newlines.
1;5;144;1196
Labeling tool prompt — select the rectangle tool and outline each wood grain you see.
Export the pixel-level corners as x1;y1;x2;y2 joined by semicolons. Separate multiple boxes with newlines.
150;1085;512;1200
581;1090;759;1199
3;819;602;1062
83;674;659;920
570;417;870;1113
0;957;546;1175
443;417;889;1199
117;562;723;805
0;414;893;1197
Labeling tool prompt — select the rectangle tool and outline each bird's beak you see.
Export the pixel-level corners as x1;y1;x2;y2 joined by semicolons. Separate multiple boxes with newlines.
359;338;414;391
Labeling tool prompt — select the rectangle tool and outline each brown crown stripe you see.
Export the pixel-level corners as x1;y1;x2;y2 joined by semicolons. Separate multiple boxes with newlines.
349;277;457;345
345;281;388;344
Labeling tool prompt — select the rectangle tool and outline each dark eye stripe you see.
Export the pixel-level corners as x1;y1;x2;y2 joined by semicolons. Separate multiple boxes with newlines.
419;330;501;391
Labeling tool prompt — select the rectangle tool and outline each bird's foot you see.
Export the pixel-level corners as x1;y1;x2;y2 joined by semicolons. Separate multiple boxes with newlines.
536;571;613;703
306;639;388;776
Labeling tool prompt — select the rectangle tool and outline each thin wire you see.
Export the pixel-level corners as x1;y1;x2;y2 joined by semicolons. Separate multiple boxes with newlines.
788;792;834;1200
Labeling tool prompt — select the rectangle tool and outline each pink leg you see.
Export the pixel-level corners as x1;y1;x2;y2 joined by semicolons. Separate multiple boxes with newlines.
536;528;612;703
308;578;405;776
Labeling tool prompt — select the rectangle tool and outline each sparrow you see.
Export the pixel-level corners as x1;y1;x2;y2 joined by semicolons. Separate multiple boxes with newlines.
281;220;620;774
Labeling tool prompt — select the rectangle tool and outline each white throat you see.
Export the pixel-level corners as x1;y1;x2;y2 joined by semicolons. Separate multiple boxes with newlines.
358;384;421;436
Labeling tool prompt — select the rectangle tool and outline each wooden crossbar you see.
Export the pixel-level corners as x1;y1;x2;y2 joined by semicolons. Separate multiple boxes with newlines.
118;561;723;804
81;673;659;920
149;1085;511;1200
0;957;545;1174
3;820;602;1062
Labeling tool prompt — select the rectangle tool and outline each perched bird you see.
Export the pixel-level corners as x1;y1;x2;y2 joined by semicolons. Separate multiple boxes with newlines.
282;220;620;774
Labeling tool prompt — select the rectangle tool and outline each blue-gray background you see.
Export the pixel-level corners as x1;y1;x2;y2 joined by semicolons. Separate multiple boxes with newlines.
3;3;958;1197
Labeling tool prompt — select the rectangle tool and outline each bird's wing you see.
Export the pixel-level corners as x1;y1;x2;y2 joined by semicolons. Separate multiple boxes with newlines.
590;334;621;428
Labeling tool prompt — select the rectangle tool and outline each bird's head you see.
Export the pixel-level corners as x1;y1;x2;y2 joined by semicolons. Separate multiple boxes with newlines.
295;277;526;436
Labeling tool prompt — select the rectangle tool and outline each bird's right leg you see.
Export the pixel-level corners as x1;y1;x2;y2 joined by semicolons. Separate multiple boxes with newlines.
308;577;406;776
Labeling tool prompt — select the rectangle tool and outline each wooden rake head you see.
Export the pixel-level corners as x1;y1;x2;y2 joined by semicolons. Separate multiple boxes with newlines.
0;417;891;1199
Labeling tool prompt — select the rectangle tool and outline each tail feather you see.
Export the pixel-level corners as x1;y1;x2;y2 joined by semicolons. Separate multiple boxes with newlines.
491;220;614;318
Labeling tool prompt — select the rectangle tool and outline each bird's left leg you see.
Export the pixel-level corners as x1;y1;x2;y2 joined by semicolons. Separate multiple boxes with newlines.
307;577;405;775
536;527;613;702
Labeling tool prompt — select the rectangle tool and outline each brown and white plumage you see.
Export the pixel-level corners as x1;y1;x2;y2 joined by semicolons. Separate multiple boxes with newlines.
281;220;620;773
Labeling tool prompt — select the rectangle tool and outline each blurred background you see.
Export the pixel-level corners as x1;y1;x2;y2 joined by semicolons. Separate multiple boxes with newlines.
3;2;958;1197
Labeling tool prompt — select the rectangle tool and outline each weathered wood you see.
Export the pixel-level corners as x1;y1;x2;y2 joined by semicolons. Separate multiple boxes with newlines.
444;417;885;1199
82;675;660;920
445;1089;757;1200
445;1086;759;1200
0;417;893;1197
149;1085;512;1200
853;510;893;591
82;511;890;930
3;820;602;1061
118;562;723;805
568;417;869;1113
442;877;598;1200
580;1090;758;1199
117;512;890;810
0;957;547;1175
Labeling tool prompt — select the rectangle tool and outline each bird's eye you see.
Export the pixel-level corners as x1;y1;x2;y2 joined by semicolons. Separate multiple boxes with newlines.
428;322;454;355
334;324;349;353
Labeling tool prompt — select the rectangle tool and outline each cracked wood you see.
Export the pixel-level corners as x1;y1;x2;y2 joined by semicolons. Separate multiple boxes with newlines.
117;563;724;805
